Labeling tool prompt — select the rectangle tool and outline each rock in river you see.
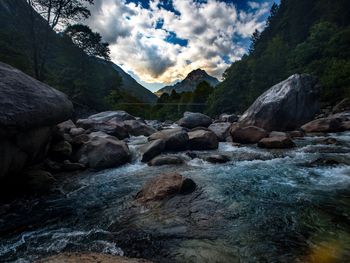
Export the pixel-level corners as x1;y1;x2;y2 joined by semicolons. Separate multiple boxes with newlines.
239;74;320;131
230;125;268;144
148;155;184;166
141;139;165;162
208;122;231;141
188;130;219;150
75;132;131;169
177;112;213;129
136;173;196;202
258;136;295;149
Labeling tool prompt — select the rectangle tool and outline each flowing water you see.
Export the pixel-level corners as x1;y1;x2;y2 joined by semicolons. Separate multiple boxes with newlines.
1;133;350;263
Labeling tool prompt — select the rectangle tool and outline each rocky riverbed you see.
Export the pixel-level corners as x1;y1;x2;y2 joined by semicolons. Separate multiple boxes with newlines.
1;131;350;262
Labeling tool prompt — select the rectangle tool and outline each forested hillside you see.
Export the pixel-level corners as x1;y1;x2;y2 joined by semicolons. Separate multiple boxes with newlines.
0;0;155;115
208;0;350;115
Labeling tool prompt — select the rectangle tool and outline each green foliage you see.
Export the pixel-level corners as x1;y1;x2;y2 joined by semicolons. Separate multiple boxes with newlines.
64;24;110;60
208;0;350;115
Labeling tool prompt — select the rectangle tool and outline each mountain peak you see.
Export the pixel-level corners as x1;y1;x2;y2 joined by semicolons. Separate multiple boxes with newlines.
155;69;219;96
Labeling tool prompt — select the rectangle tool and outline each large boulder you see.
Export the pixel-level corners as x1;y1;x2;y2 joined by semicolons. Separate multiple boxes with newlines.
230;125;268;144
135;173;196;202
208;122;231;141
141;139;165;162
149;128;189;151
0;62;73;179
75;133;131;169
177;112;212;129
239;74;320;131
85;111;135;123
188;130;219;150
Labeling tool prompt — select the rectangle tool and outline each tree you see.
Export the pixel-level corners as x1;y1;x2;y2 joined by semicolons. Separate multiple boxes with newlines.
64;24;110;60
249;29;261;54
26;0;94;79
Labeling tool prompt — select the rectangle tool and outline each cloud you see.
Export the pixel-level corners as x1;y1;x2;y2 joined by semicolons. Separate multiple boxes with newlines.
87;0;271;84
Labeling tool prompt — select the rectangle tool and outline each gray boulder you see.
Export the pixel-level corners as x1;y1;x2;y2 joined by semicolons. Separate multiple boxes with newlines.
86;111;135;122
75;132;131;169
0;62;73;179
149;128;189;151
239;74;320;131
141;139;165;162
188;130;218;150
219;113;239;123
230;125;268;144
208;122;231;141
148;155;184;166
123;120;157;137
177;112;212;129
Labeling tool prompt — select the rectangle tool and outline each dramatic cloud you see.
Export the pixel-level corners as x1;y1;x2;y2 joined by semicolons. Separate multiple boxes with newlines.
87;0;272;86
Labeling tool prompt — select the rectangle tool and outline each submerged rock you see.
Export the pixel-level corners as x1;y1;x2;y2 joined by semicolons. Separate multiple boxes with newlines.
177;112;212;129
239;74;320;131
36;253;153;263
188;130;219;150
230;125;268;144
148;155;184;166
141;139;165;162
136;173;196;202
205;154;230;164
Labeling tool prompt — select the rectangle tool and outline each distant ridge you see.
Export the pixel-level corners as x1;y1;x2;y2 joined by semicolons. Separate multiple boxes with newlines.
111;64;158;103
155;69;219;96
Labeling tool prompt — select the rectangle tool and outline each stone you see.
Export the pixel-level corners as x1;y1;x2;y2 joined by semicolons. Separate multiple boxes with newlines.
135;173;196;202
149;129;189;151
332;98;350;113
24;170;56;193
69;128;85;137
239;74;320;131
75;133;131;169
86;111;136;123
50;140;72;160
230;125;268;144
177;112;213;129
188;130;219;150
301;116;343;133
76;119;129;140
141;139;165;162
258;136;295;149
57;120;76;133
148;155;184;166
208;122;231;141
289;130;304;138
123;120;157;137
205;154;230;163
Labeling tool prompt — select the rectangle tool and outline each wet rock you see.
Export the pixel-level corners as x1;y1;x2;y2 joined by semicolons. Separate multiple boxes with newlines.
307;158;341;167
230;125;268;144
71;134;90;146
141;139;165;162
239;74;320;131
188;130;219;150
208;122;231;141
205;154;230;163
269;131;288;138
149;129;189;151
124;120;157;137
35;253;153;263
258;136;295;149
177;112;212;129
148;155;184;166
301;116;343;133
341;121;350;131
136;173;196;202
321;137;339;145
186;151;198;159
219;113;239;123
61;160;86;171
75;133;131;169
76;119;129;140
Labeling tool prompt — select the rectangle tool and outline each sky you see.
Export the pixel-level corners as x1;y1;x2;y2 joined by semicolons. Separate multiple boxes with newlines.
86;0;279;92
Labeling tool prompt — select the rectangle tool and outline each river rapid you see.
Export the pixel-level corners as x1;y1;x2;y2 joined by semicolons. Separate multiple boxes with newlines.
1;132;350;263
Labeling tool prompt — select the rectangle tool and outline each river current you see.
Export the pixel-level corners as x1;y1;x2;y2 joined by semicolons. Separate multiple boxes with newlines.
1;132;350;262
